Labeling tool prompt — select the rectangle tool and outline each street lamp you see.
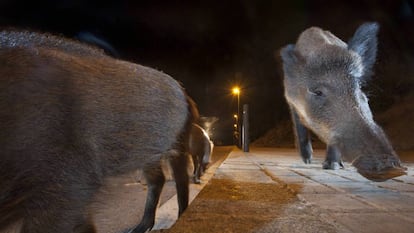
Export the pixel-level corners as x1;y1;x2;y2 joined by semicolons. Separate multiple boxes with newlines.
232;86;241;147
232;87;240;121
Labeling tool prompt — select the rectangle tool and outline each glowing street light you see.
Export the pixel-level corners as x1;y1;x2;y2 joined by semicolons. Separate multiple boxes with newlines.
232;86;241;147
232;86;240;119
232;87;240;95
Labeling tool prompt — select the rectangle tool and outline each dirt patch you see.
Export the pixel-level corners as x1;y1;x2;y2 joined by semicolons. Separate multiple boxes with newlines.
199;179;298;202
158;178;300;233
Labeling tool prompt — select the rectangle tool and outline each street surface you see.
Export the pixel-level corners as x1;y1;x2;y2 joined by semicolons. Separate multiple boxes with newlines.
90;146;232;233
90;146;414;233
159;147;414;233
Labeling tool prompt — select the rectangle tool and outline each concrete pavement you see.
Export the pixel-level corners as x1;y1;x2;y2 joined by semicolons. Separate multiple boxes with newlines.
153;147;414;233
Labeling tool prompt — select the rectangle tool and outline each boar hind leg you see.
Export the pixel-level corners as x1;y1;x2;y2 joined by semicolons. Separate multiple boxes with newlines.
130;164;165;233
170;151;189;216
323;145;344;170
291;108;313;164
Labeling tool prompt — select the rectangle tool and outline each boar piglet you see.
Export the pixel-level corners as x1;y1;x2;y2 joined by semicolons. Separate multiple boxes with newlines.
0;30;198;233
280;22;406;181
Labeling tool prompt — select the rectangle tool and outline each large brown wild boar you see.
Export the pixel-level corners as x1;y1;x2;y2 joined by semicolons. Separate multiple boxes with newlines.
0;30;198;233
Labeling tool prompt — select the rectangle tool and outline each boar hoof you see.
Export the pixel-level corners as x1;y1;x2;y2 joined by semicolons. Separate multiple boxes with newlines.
193;177;201;184
353;155;407;182
322;161;343;170
303;158;312;164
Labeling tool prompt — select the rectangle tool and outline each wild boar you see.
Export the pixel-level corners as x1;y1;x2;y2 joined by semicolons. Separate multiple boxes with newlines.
0;30;198;233
280;22;406;181
189;123;213;184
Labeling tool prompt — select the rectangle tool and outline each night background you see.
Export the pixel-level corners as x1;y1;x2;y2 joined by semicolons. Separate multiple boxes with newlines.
1;0;413;148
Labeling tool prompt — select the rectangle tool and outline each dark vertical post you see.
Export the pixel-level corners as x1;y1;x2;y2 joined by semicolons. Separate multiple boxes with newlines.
242;104;249;152
237;93;241;148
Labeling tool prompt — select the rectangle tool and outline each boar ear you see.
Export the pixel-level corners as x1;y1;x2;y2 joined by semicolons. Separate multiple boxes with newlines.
280;44;297;64
280;44;303;78
347;22;379;78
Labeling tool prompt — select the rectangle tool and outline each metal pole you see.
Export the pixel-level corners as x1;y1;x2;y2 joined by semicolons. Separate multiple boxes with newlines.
237;93;241;148
242;104;249;152
237;93;240;120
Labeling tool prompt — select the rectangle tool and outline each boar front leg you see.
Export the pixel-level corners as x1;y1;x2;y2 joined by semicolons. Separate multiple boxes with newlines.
290;107;313;164
128;163;165;233
169;151;189;216
323;145;344;170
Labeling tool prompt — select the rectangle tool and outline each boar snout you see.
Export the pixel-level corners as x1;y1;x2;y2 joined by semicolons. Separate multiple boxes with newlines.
353;154;407;182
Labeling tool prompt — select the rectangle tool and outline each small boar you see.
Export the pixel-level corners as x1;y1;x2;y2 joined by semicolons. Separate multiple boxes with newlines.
189;123;214;184
280;22;406;181
0;30;198;233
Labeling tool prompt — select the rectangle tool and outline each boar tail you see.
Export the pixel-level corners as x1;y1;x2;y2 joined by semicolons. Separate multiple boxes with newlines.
180;94;199;152
186;94;200;125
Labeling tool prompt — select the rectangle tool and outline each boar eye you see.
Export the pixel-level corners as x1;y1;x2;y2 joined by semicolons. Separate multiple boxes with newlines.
314;90;323;96
308;89;324;97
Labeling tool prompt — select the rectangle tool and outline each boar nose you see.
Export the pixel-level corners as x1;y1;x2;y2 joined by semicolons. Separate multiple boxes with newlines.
352;154;407;182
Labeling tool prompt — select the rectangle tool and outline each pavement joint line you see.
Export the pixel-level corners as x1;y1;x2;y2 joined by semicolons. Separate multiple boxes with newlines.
271;158;414;214
247;152;372;203
288;169;340;192
295;168;414;224
391;178;414;185
283;161;414;226
323;170;365;182
285;169;377;208
247;153;312;196
291;169;397;211
263;164;357;232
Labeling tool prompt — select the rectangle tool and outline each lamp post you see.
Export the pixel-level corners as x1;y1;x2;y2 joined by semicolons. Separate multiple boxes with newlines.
232;87;240;120
232;87;240;147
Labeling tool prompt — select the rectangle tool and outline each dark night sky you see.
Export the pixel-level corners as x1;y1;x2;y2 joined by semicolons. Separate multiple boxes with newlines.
1;0;413;144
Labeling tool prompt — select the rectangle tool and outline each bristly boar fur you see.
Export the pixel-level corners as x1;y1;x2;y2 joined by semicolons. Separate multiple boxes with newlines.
0;30;198;233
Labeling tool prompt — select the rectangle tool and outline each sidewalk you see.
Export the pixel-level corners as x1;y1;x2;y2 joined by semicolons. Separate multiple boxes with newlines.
154;147;414;233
